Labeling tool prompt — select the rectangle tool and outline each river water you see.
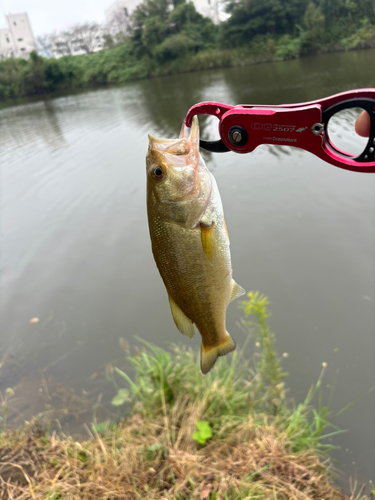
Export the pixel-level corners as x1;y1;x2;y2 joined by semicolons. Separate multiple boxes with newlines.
1;50;374;489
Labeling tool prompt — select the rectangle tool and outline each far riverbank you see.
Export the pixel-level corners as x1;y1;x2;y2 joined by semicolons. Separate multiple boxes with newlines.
0;24;375;102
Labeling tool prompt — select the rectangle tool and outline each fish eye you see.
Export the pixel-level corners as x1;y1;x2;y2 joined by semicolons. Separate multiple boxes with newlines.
152;166;164;180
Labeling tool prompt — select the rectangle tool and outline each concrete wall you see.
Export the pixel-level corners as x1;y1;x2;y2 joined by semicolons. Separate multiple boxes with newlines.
5;13;36;58
0;27;16;58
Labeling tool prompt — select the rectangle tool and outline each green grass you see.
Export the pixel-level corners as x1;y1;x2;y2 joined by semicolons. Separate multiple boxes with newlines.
108;294;340;468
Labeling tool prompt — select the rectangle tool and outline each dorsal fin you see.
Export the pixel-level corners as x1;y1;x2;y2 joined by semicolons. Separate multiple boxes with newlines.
189;116;199;156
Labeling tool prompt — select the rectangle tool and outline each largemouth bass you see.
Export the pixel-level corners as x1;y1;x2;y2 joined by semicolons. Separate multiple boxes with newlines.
146;117;245;374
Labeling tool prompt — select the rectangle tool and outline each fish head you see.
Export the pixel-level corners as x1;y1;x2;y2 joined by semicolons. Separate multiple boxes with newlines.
146;117;211;208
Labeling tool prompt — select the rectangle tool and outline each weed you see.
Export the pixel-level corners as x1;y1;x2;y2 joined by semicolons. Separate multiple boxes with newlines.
192;421;212;445
0;388;15;430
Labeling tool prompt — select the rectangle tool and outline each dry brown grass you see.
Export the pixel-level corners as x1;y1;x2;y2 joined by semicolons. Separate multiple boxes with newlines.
0;400;366;500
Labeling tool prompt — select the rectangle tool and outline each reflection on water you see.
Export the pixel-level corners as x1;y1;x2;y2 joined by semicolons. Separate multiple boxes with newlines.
0;100;65;154
0;50;374;487
5;372;93;430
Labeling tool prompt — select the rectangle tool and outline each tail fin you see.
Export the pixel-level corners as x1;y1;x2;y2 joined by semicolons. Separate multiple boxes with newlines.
200;333;236;375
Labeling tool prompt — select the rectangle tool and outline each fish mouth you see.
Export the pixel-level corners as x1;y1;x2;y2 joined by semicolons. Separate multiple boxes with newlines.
148;134;191;156
148;116;200;155
147;134;179;146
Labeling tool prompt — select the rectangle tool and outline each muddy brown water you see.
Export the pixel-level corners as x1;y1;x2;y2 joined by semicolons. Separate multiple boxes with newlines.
0;50;374;489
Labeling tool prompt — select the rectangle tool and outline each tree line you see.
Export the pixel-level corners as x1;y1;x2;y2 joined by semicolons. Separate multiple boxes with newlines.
222;0;375;49
0;0;374;100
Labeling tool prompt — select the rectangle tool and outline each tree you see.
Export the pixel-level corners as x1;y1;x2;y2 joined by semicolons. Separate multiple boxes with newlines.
129;0;216;62
46;23;105;57
69;23;104;55
319;0;345;29
107;7;131;43
301;1;325;50
36;33;55;58
23;50;46;93
220;0;310;47
51;28;74;57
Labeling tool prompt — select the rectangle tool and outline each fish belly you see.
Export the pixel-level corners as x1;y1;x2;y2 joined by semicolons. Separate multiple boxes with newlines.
149;218;232;348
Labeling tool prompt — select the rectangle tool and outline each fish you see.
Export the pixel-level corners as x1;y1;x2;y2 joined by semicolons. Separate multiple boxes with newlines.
146;117;245;374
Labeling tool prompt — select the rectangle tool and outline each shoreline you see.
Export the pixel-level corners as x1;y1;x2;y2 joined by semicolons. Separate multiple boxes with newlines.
0;293;373;499
0;33;374;105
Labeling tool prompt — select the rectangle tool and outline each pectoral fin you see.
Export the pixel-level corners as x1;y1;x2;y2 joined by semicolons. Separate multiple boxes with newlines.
168;295;195;339
229;279;246;304
200;333;236;374
200;223;215;264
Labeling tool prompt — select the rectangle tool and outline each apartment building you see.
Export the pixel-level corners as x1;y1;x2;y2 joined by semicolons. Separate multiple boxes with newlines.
0;12;35;59
51;25;108;58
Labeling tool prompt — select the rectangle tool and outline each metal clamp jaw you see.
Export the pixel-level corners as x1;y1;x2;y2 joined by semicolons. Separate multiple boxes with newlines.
185;89;375;173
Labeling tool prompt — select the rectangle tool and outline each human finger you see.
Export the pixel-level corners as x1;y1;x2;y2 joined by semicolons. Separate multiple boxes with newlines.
355;110;370;137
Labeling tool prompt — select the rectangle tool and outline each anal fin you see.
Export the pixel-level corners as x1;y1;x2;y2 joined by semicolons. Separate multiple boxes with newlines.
168;295;195;339
229;279;246;304
200;333;236;374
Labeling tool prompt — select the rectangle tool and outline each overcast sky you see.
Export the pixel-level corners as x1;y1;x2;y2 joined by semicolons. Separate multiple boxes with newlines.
0;0;114;37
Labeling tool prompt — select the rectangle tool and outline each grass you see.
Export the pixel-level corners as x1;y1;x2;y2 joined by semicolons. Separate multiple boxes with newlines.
0;292;373;499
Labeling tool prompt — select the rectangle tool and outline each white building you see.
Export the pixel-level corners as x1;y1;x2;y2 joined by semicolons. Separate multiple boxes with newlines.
51;25;108;59
0;28;14;58
0;12;36;59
